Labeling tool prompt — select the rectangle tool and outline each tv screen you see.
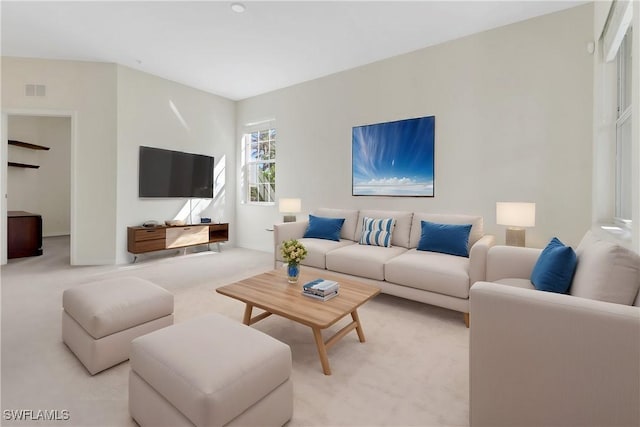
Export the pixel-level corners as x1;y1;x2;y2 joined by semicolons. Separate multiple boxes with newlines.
139;146;214;198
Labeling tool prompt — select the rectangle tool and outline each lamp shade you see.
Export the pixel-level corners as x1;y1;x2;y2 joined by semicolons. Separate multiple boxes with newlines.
279;198;301;214
496;202;536;227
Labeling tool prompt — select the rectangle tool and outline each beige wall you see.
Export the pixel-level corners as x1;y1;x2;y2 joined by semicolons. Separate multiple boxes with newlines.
115;65;236;264
1;4;600;261
2;59;236;264
2;58;117;264
7;116;71;236
632;3;640;252
237;4;594;252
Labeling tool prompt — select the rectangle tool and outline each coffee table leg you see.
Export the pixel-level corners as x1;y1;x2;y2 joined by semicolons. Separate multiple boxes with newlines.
351;309;366;342
312;327;332;375
243;304;253;325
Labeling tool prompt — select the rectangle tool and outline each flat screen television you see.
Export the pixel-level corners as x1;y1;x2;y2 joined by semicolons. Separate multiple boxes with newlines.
138;146;214;198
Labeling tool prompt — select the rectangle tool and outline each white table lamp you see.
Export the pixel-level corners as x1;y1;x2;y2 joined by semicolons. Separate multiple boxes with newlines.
279;198;301;222
496;202;536;247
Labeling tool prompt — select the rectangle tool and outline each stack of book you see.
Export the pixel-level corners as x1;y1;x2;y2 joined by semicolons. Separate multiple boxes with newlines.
302;278;339;301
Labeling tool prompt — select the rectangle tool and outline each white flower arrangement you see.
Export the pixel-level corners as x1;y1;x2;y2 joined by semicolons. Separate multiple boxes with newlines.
281;239;307;265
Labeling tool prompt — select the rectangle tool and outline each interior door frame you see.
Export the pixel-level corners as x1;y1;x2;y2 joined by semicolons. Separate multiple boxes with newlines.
1;109;77;265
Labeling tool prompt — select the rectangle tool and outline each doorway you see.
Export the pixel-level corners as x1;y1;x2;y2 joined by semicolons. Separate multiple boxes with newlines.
1;110;76;265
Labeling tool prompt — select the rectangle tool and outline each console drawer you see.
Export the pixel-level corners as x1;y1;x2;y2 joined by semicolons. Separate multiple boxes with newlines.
134;228;166;241
132;238;167;253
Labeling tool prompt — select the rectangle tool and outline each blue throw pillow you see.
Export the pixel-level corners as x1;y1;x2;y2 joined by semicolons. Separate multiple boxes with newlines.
530;237;577;293
303;215;345;242
417;221;472;257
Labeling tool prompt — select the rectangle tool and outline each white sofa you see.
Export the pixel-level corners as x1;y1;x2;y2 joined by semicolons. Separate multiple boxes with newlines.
469;231;640;427
274;208;495;326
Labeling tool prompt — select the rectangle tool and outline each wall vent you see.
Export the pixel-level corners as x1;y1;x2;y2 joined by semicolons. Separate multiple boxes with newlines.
25;84;46;97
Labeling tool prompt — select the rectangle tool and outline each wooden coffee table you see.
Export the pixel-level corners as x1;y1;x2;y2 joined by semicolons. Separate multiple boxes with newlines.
216;269;380;375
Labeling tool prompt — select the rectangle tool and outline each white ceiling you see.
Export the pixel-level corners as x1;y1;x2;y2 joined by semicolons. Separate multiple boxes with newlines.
1;1;585;101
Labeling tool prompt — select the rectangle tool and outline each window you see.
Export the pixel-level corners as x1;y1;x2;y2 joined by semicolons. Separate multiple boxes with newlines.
615;26;632;224
242;126;276;203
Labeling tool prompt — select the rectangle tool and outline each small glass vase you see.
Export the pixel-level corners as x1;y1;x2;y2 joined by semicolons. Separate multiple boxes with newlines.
287;263;300;284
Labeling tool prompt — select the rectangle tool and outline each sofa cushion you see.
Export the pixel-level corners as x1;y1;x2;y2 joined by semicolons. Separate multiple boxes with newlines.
417;220;472;257
356;210;413;248
298;238;355;269
530;237;577;294
326;244;407;281
570;231;640;305
313;208;359;241
385;249;471;299
410;213;483;250
359;217;396;247
303;214;345;241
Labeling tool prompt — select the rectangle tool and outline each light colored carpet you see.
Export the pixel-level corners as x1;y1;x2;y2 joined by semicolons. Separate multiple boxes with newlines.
1;236;469;426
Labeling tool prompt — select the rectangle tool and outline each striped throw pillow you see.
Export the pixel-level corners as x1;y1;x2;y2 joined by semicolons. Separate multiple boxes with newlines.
359;217;396;247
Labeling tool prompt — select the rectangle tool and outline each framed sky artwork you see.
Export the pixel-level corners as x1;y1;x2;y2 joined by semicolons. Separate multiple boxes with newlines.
352;115;435;197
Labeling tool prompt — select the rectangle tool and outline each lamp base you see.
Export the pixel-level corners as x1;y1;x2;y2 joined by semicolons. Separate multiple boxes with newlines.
283;215;296;223
505;227;526;247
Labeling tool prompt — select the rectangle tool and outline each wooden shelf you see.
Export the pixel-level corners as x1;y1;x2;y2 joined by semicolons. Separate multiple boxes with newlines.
9;140;50;150
8;162;40;169
209;223;230;242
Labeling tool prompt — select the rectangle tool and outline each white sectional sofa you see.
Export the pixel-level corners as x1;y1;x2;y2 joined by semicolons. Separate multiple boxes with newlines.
469;231;640;426
274;208;495;326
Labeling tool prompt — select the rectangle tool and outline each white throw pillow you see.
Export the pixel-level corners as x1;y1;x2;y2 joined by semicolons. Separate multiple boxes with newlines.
357;210;412;248
570;231;640;305
359;217;396;247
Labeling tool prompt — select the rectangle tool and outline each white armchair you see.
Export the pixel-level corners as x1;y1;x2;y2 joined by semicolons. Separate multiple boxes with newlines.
469;233;640;427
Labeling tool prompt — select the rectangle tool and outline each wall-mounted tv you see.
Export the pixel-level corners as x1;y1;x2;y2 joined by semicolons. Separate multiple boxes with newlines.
139;146;214;198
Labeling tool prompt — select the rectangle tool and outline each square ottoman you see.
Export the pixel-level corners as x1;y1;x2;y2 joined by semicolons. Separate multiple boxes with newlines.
129;313;293;427
62;276;174;375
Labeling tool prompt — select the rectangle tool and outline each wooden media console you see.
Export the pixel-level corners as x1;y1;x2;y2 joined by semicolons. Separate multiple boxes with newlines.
127;223;229;262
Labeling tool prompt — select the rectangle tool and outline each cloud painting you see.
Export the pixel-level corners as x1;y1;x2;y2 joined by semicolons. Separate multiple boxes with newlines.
352;116;435;196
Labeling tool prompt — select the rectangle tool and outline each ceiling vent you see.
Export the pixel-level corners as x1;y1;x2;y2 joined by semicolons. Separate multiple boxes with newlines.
25;84;46;97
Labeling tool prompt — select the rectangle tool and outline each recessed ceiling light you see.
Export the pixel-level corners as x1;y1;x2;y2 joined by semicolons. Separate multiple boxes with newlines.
231;3;246;13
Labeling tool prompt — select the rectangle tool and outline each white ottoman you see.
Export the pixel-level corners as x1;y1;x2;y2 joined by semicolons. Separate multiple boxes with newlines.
129;313;293;427
62;276;174;375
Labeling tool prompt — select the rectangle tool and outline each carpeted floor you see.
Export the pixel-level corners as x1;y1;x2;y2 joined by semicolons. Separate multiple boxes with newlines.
1;236;469;427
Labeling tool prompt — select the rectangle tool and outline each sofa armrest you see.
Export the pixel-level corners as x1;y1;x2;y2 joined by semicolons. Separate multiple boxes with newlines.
470;282;640;427
468;234;496;285
273;221;309;264
485;245;542;282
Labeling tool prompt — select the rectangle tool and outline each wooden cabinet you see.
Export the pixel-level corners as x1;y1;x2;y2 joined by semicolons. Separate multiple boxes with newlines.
8;211;43;259
127;223;229;261
128;227;167;253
